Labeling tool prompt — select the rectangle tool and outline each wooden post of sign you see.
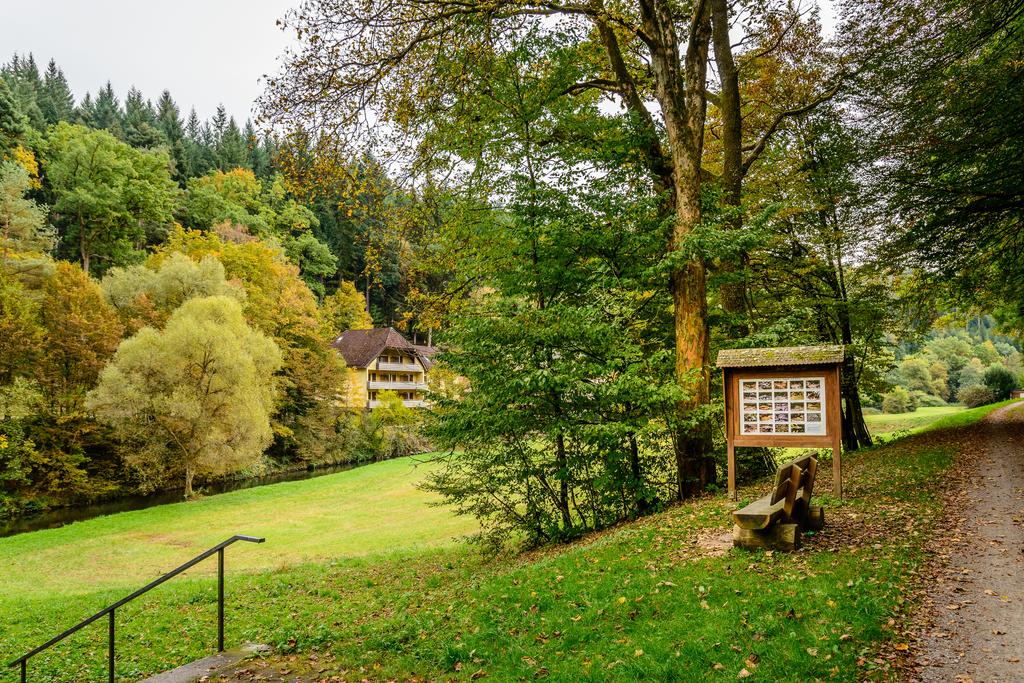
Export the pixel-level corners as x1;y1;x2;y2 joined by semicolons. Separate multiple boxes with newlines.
829;366;843;499
727;442;736;500
724;369;738;500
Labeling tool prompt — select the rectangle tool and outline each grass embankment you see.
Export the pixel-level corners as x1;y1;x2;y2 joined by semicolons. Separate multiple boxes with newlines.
0;401;1013;682
863;405;966;438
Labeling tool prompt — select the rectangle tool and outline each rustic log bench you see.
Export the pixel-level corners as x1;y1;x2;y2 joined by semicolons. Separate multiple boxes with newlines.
732;454;824;551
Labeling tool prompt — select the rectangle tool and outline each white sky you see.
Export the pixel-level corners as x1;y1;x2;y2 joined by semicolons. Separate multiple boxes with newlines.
0;0;837;125
0;0;299;122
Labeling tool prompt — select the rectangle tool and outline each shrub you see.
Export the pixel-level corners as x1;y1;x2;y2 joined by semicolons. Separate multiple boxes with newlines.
982;364;1017;401
958;384;997;408
882;386;919;414
912;390;948;408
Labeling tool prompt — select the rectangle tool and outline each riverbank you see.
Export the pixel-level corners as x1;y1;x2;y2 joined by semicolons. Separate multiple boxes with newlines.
0;452;438;538
2;403;1015;681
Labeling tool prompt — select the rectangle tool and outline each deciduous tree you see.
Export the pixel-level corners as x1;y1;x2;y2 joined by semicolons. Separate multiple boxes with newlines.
87;295;282;497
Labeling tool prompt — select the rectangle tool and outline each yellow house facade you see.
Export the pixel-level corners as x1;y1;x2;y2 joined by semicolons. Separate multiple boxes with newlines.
330;327;435;409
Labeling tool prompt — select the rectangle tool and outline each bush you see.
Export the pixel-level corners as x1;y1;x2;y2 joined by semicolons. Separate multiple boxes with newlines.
958;384;997;408
912;390;948;407
882;386;919;414
862;406;882;416
982;365;1017;401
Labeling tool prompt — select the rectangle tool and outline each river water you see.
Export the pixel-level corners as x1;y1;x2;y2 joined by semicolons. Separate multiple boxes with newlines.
0;462;359;538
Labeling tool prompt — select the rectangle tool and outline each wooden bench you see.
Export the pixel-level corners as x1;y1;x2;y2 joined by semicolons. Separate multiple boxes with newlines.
732;455;825;551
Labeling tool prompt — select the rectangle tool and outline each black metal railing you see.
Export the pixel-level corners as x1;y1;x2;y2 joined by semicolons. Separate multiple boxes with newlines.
7;534;264;683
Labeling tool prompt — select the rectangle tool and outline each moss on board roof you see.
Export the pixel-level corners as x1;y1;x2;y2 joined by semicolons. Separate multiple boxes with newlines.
715;345;845;368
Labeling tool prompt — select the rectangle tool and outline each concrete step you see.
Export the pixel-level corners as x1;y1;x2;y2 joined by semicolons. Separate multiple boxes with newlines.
139;644;270;683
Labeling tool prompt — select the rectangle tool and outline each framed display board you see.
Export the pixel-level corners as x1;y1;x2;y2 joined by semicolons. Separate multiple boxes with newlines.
717;346;845;499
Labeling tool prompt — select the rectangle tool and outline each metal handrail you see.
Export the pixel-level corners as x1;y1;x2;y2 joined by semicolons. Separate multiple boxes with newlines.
7;534;264;683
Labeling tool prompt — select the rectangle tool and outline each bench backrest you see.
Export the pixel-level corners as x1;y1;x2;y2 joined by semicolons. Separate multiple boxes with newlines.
769;455;818;523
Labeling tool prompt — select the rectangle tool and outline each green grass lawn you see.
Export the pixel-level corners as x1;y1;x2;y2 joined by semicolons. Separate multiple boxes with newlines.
863;405;967;438
0;455;476;599
0;401;1013;682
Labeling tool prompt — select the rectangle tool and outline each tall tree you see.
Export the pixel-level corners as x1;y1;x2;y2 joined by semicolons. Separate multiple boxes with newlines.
217;116;248;169
123;87;165;148
87;295;282;497
90;82;124;137
44;123;177;274
0;76;29;155
39;59;75;124
845;0;1024;325
262;0;744;493
155;90;189;182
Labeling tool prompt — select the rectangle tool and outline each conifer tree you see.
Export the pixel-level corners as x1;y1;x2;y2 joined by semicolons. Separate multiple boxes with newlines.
0;76;29;155
75;92;95;127
91;82;124;138
218;116;247;170
39;59;75;124
1;54;44;130
155;91;188;182
123;87;165;148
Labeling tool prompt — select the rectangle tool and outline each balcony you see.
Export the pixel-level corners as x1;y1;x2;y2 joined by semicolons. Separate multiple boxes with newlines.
367;380;428;391
368;399;427;409
377;361;421;372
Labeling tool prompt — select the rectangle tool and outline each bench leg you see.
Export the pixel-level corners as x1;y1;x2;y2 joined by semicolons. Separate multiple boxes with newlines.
806;505;825;531
732;523;801;552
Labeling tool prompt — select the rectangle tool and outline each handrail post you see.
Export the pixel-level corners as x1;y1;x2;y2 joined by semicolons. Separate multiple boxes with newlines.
108;609;115;683
217;547;225;652
8;535;263;678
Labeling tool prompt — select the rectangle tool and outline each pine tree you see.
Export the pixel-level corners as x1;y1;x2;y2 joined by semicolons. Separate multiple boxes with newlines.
218;116;247;170
155;91;183;142
39;59;75;124
183;107;212;177
244;120;272;178
0;76;29;154
123;87;165;148
75;92;95;126
91;82;124;138
156;91;188;183
2;54;44;130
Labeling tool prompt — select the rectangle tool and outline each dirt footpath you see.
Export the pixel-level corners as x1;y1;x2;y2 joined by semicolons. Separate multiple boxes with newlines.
915;402;1024;682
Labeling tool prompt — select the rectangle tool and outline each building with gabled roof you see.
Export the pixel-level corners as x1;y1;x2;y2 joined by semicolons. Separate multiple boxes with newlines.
331;327;434;408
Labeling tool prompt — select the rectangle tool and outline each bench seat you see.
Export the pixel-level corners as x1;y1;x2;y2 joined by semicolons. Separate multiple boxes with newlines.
732;454;823;551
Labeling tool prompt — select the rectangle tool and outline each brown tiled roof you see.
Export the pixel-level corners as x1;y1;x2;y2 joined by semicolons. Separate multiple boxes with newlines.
413;344;438;370
715;345;845;368
331;327;417;368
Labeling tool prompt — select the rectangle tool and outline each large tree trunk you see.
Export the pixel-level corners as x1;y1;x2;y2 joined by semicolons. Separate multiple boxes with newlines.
710;0;750;336
641;0;717;498
838;307;873;450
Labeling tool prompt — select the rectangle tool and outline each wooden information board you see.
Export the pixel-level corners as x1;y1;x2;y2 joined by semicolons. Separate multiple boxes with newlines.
717;346;845;499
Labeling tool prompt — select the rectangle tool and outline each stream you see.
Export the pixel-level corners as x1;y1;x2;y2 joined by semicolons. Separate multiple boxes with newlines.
0;462;359;538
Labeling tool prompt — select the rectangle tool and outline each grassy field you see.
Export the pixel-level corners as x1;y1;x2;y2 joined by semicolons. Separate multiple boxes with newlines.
0;401;1014;682
863;405;967;438
0;455;476;599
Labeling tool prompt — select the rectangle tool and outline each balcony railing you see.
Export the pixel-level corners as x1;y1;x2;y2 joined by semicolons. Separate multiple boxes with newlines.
376;361;421;372
367;380;428;391
368;399;426;409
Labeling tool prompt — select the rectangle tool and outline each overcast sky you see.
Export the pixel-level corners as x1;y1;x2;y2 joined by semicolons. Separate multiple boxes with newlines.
1;1;836;125
0;0;298;123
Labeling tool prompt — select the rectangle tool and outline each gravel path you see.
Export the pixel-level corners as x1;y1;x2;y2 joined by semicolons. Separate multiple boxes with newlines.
916;402;1024;682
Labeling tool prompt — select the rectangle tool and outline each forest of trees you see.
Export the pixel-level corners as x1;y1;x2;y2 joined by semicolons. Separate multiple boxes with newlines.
1;0;1022;547
0;52;435;512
